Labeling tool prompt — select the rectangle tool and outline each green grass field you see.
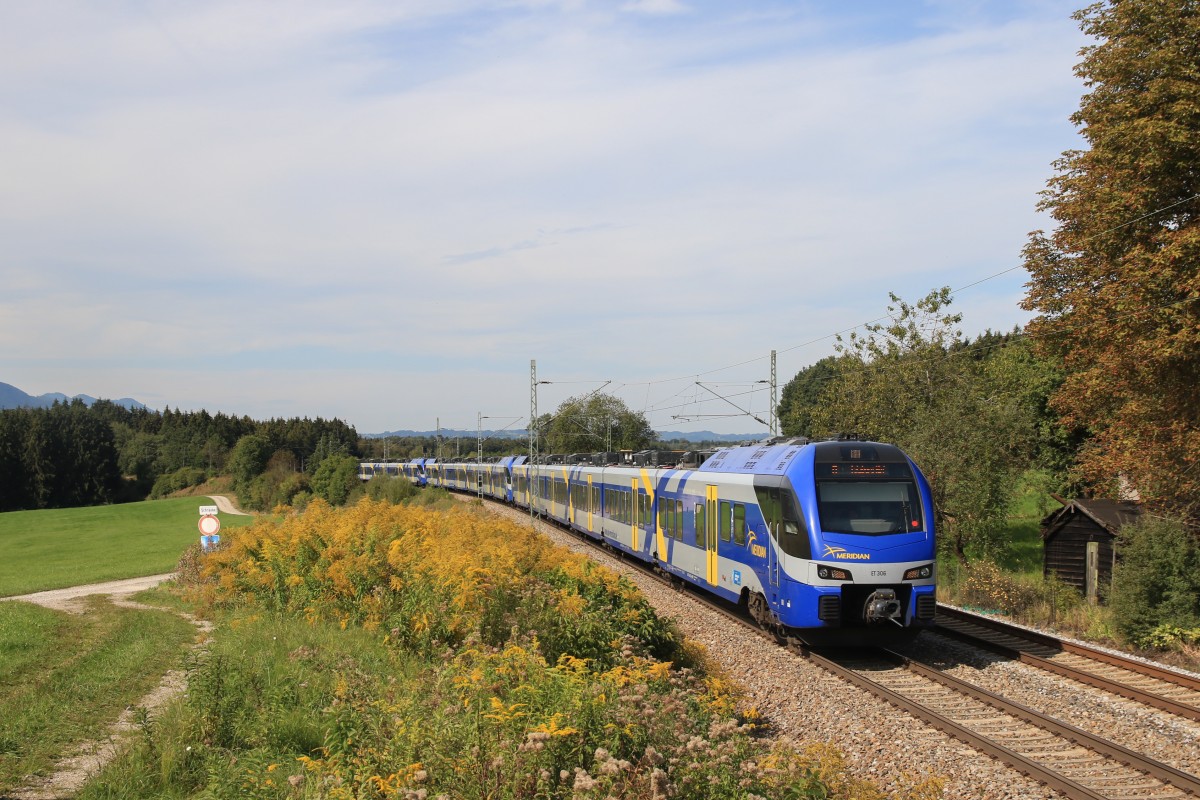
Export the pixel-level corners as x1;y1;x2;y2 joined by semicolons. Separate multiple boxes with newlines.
0;498;255;597
0;597;199;792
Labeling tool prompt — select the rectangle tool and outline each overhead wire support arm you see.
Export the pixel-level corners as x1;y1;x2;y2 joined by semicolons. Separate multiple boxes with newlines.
695;381;770;429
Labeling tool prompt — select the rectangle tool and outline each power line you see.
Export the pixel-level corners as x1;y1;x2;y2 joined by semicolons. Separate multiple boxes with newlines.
615;193;1200;393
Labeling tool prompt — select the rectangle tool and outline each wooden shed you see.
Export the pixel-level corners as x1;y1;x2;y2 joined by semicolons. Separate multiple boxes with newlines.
1041;498;1141;603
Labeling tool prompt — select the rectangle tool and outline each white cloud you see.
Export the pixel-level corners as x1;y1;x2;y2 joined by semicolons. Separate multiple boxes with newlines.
621;0;688;15
0;1;1086;432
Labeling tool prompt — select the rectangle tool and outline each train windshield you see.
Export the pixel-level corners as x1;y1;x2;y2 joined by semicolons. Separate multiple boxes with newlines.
816;480;924;535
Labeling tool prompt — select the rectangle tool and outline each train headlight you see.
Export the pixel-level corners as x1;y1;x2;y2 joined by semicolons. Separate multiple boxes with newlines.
903;564;934;580
817;565;852;581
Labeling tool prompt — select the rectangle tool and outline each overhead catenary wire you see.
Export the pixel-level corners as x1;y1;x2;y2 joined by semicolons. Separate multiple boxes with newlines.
618;192;1200;391
531;194;1200;431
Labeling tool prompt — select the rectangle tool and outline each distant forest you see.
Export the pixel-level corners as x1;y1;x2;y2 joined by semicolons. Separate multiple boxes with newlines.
0;400;358;512
0;396;737;514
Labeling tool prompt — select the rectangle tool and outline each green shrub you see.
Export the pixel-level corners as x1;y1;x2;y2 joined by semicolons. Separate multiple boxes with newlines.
309;454;360;505
943;559;1085;627
149;467;208;499
364;474;417;504
1109;516;1200;650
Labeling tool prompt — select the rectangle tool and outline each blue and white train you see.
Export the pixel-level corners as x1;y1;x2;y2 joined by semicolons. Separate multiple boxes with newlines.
360;437;937;641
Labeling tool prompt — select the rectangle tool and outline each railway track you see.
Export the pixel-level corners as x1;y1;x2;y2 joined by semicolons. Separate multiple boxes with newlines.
583;534;1200;798
935;605;1200;724
809;646;1200;800
467;496;1200;798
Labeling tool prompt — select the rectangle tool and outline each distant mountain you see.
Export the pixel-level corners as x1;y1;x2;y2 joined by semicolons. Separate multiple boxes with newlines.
365;428;762;444
0;381;147;411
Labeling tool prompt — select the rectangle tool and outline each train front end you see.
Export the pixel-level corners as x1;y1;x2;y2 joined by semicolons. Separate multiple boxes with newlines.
782;440;937;638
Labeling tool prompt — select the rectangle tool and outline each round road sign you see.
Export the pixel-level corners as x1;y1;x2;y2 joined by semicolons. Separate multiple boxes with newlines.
198;515;221;535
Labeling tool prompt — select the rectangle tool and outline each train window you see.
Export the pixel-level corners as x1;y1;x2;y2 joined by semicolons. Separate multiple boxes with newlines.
816;480;923;535
719;501;731;542
733;504;746;546
695;503;706;548
778;490;810;557
757;487;782;530
675;500;683;540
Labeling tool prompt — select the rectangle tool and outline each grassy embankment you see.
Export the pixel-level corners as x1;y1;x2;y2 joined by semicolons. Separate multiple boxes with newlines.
938;473;1118;643
75;496;945;799
0;597;197;790
0;497;253;794
0;496;255;597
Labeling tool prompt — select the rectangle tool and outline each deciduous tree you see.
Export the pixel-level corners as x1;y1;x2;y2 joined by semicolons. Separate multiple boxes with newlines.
811;289;1043;561
546;393;655;454
1022;0;1200;513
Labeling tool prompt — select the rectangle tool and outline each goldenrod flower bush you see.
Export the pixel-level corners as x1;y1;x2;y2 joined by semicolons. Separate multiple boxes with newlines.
77;498;937;799
193;498;678;666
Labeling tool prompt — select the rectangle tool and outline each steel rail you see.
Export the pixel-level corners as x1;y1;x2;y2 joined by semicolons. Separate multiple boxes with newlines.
938;605;1200;692
936;606;1200;723
875;648;1200;798
801;647;1112;800
461;492;1200;798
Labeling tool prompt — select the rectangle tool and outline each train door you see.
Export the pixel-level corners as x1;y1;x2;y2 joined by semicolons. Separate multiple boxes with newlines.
587;475;594;534
631;478;640;552
568;477;575;527
767;500;781;587
705;485;718;586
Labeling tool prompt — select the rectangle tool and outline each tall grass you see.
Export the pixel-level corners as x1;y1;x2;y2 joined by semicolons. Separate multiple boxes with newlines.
0;598;198;792
80;499;946;799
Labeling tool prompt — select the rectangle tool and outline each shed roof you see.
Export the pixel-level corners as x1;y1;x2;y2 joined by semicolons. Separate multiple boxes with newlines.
1041;498;1142;540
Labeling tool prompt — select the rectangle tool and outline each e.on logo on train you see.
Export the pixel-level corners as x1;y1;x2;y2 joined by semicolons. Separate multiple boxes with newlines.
822;545;871;561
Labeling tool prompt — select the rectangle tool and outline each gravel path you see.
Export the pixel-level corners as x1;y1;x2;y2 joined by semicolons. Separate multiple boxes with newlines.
206;494;250;516
478;500;1200;800
1;574;175;614
3;575;208;800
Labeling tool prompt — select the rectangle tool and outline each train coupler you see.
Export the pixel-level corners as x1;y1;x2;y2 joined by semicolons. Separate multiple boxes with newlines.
864;589;903;626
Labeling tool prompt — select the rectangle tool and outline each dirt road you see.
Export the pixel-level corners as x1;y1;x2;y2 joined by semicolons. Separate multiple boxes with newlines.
1;574;175;614
3;578;205;799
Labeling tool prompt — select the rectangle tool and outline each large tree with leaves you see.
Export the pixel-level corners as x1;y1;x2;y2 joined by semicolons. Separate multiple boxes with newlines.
1022;0;1200;513
545;393;655;455
777;356;842;440
810;289;1047;561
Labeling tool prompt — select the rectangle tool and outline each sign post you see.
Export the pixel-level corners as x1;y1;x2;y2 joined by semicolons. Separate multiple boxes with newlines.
199;508;221;551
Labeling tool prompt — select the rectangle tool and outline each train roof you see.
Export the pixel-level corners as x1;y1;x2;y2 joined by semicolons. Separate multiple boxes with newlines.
698;440;807;475
698;438;910;476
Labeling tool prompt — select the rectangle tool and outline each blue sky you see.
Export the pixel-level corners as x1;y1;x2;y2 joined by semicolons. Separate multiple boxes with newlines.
1;0;1088;435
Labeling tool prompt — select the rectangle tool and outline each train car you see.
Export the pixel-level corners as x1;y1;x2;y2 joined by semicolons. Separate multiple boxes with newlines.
400;458;425;487
382;436;936;642
668;437;937;639
358;461;403;481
